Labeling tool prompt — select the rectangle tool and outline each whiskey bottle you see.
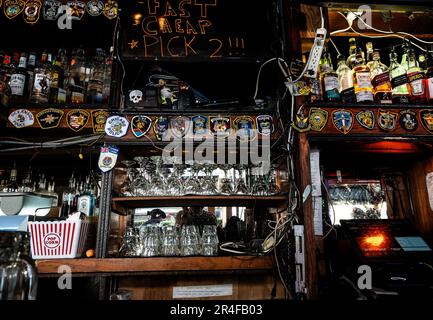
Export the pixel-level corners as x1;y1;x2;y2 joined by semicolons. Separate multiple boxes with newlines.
426;46;433;103
321;51;340;102
0;53;11;107
365;42;375;70
336;55;356;103
389;47;410;104
369;51;392;104
86;48;105;104
400;41;410;70
26;52;36;98
352;48;374;103
30;51;52;103
49;49;66;103
69;48;86;104
346;37;358;69
9;52;28;104
407;47;427;104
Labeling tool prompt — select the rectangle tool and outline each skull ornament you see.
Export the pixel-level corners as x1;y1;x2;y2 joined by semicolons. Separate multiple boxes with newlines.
129;90;143;104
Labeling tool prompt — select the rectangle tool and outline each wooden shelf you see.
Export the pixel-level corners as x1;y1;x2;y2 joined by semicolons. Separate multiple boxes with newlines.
112;195;287;211
36;256;274;276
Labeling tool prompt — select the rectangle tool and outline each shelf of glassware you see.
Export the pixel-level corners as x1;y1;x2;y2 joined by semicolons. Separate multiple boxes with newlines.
111;195;288;211
35;256;274;276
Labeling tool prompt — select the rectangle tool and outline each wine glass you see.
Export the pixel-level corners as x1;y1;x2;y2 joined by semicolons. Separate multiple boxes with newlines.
149;156;166;196
121;160;137;196
234;164;250;195
202;161;218;195
184;161;200;195
267;164;280;195
219;164;234;195
133;157;150;196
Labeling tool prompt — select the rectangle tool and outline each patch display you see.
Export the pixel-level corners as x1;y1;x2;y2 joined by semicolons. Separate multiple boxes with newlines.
131;115;152;138
42;0;61;20
233;116;256;141
256;115;274;135
332;109;353;134
209;116;231;138
23;0;41;24
308;108;328;132
104;115;129;137
378;109;398;131
4;0;26;19
192;115;208;136
420;109;433;134
86;0;103;16
36;108;64;129
8;109;34;128
66;109;90;132
91;109;108;133
153;116;169;141
170;116;191;138
355;110;375;130
399;110;418;132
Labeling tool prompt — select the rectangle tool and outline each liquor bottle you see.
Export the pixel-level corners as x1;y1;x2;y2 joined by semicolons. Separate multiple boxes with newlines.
22;166;33;192
9;52;28;104
49;49;66;103
6;162;19;192
321;51;340;102
426;46;433;103
1;53;12;82
30;51;52;103
365;42;375;70
102;46;113;104
400;41;410;70
389;48;410;104
77;176;96;217
60;173;76;218
69;48;86;104
336;55;356;103
86;48;105;104
26;52;36;98
407;47;427;104
419;51;428;72
0;53;11;107
352;48;374;103
369;51;392;104
346;37;358;69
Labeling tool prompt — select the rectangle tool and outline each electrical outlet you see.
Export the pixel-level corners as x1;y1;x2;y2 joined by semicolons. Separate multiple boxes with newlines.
305;28;327;79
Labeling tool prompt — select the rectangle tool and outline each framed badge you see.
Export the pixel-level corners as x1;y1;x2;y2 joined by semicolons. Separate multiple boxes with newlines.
378;109;398;131
131;115;152;138
42;0;61;20
67;109;90;132
332;109;354;134
170;115;191;138
308;108;328;132
153;116;169;141
91;109;109;133
192;115;208;136
233;116;256;141
256;115;275;135
209;116;231;139
104;115;129;137
399;110;418;132
4;0;26;19
86;0;103;16
420;109;433;134
36;108;64;129
355;110;375;130
8;109;34;128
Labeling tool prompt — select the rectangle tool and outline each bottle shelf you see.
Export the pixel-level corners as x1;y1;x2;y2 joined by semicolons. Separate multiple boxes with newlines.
111;195;287;213
35;256;274;276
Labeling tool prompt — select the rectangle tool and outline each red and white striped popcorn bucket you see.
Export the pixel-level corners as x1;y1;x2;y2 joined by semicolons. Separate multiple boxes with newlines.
28;220;90;259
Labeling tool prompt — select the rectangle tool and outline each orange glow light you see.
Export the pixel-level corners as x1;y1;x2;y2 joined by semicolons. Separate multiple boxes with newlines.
365;234;385;247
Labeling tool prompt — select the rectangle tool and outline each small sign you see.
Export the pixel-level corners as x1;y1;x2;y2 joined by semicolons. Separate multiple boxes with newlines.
172;284;233;299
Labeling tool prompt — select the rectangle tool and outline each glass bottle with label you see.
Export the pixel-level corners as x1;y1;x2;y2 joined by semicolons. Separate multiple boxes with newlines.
0;53;11;107
321;51;340;102
77;176;96;217
400;40;410;71
86;48;105;104
389;47;410;104
365;42;375;70
352;48;374;103
49;49;66;104
336;55;355;103
60;173;76;218
407;47;427;104
426;46;433;103
102;46;113;104
6;162;19;192
346;37;358;69
26;52;36;98
9;52;28;104
369;51;392;104
69;48;86;104
30;52;52;103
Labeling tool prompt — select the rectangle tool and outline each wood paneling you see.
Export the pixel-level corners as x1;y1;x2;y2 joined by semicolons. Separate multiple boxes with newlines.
118;274;285;300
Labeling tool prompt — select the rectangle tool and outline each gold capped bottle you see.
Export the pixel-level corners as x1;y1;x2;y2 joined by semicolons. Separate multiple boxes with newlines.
352;48;374;103
407;47;427;104
369;51;392;104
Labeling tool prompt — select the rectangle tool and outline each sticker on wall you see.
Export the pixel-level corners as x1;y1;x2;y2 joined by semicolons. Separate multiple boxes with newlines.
399;110;418;132
256;115;274;135
308;108;328;132
8;109;34;128
355;110;375;130
378;109;398;131
420;109;433;134
104;115;129;137
36;108;64;129
131;115;152;138
98;146;118;173
332;109;353;134
66;109;89;132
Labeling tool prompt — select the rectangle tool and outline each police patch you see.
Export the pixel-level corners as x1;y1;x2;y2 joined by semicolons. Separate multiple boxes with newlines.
153;116;169;141
210;116;231;139
86;0;103;16
8;109;34;128
233;116;256;141
355;110;375;130
399;110;418;132
104;115;129;137
42;0;61;20
170;116;191;138
91;109;108;133
332;109;353;134
36;108;64;129
23;0;41;24
378;109;398;131
420;109;433;134
4;0;25;19
67;109;89;132
131;115;152;138
192;115;208;136
291;108;310;133
308;108;328;132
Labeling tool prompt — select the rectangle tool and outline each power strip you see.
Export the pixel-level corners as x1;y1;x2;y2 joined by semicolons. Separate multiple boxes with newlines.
305;28;327;79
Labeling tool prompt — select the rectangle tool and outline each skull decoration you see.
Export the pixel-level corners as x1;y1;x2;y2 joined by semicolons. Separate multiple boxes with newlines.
129;90;143;104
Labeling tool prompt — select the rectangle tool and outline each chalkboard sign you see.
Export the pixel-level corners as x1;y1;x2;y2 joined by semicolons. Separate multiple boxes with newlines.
120;0;278;62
